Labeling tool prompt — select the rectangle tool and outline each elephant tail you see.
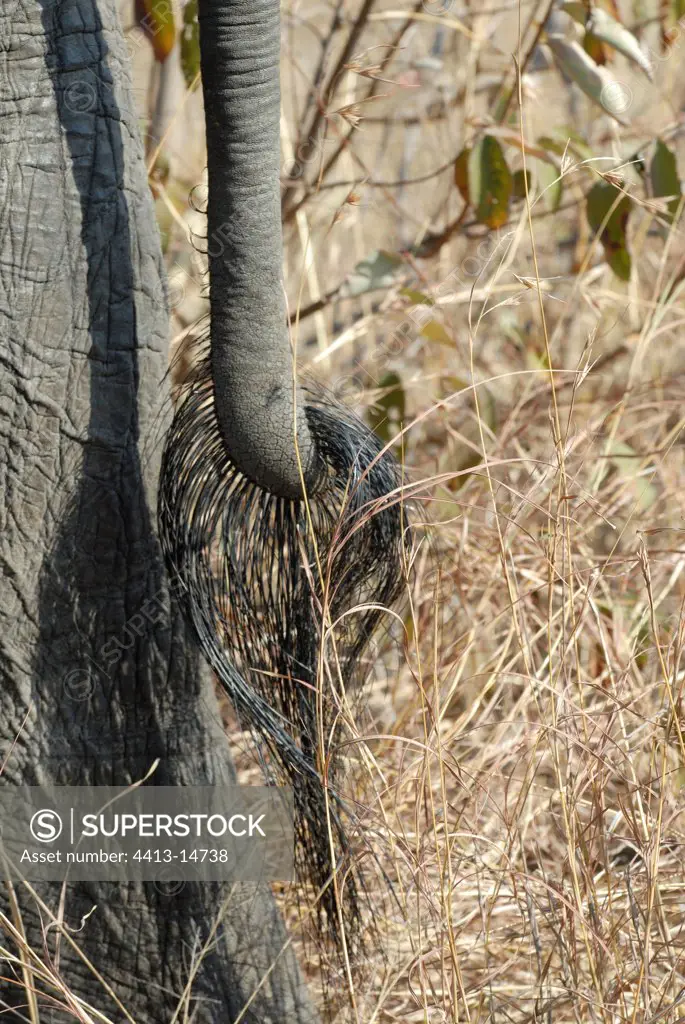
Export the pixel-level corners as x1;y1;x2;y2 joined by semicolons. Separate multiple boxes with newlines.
158;341;409;958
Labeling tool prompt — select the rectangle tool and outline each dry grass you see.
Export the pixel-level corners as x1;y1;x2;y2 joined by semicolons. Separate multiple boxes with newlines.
278;242;685;1020
141;0;685;1020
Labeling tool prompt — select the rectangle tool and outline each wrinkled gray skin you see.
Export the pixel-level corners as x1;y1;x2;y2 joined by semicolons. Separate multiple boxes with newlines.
0;0;318;1020
200;0;320;498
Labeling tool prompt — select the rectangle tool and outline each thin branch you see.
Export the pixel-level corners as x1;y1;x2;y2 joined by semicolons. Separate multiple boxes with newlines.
289;156;458;195
284;0;425;223
282;0;377;213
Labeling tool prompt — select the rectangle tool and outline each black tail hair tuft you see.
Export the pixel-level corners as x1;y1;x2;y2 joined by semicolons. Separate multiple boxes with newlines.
159;344;409;955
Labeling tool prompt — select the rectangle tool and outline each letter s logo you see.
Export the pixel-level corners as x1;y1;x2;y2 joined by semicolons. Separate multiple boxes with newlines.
30;810;63;843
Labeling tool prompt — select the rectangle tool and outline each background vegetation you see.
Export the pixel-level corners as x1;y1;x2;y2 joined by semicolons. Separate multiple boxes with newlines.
125;0;685;1019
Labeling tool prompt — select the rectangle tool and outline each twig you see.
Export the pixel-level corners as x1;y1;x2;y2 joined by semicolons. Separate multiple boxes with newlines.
284;0;425;223
282;0;378;214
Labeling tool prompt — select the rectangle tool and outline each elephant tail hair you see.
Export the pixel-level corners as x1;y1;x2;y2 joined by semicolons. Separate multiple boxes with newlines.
158;340;409;961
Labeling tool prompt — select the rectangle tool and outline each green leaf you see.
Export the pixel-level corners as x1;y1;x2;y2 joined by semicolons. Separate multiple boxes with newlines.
135;0;176;62
586;180;633;280
535;159;563;212
441;374;469;397
488;129;560;165
546;37;631;125
511;168;533;199
491;86;514;124
421;320;453;346
607;441;657;511
400;288;435;306
650;139;682;224
537;129;592;162
367;372;405;445
454;147;470;204
478;384;497;433
634;617;650;671
560;1;587;20
468;135;512;229
341;250;404;298
180;0;201;88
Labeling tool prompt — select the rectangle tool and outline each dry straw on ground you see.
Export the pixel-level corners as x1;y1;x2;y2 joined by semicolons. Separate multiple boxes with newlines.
264;3;685;1019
